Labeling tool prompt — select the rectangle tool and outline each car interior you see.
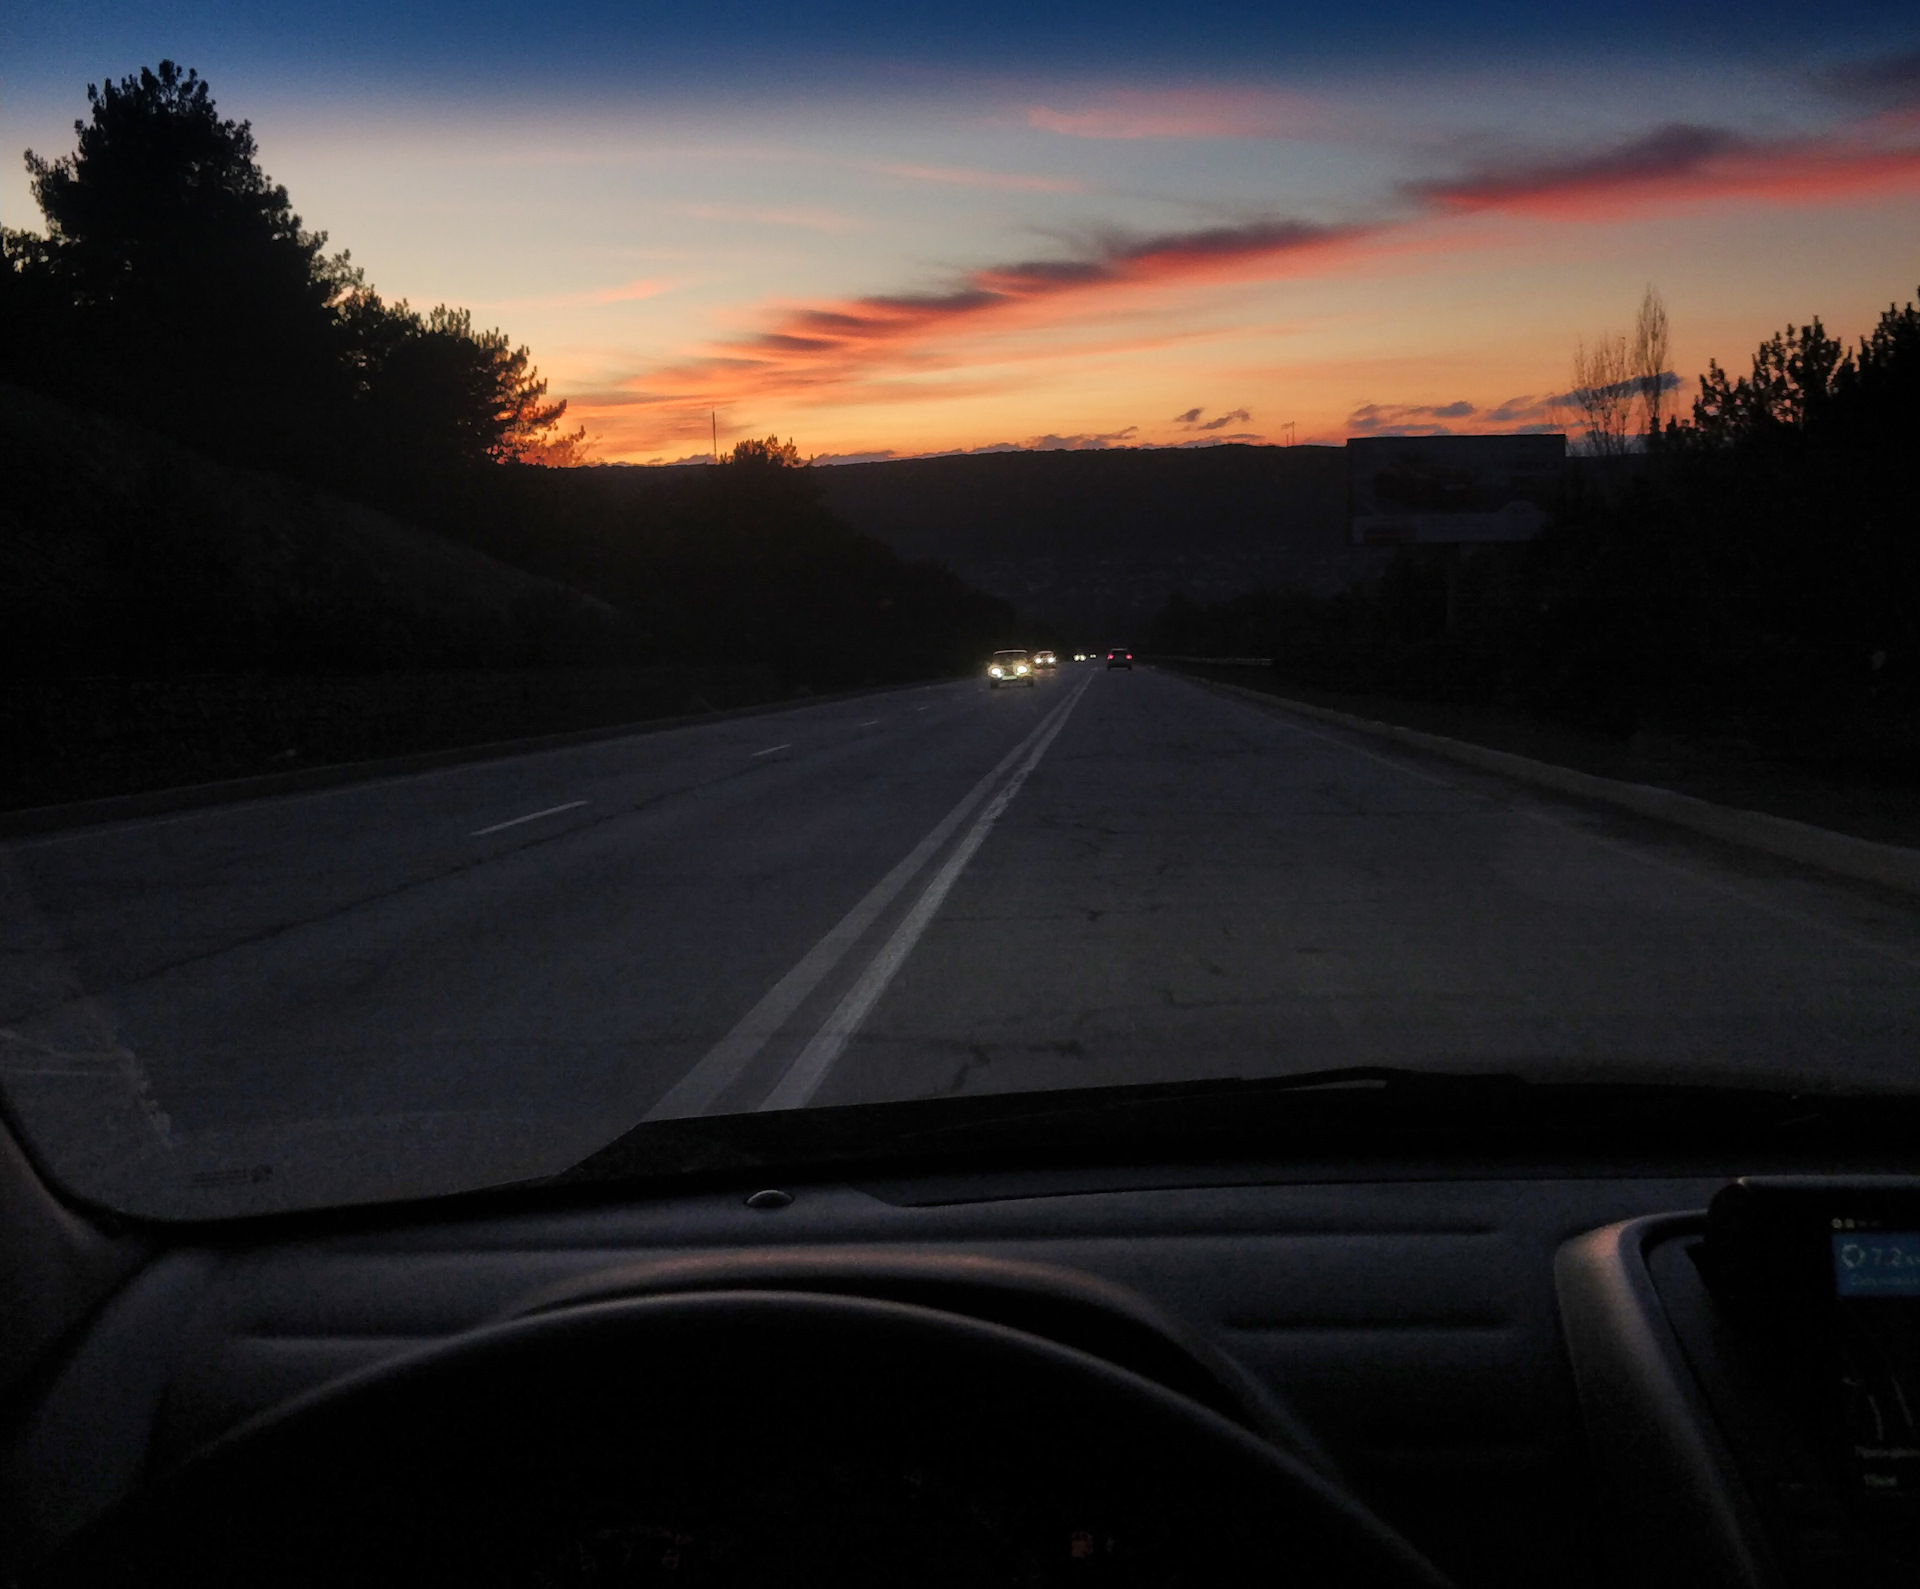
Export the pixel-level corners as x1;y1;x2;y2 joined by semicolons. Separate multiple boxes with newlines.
5;12;1916;1588
8;1072;1920;1586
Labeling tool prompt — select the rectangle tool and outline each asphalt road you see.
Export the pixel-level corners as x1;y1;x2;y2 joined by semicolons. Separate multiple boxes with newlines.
4;664;1918;1217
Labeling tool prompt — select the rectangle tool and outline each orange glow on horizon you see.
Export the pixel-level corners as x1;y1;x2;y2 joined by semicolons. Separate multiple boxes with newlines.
540;112;1920;463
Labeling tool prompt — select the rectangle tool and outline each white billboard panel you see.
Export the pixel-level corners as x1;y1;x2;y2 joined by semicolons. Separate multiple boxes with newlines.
1347;434;1565;547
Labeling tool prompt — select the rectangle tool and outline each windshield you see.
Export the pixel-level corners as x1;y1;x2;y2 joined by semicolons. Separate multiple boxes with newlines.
3;10;1918;1219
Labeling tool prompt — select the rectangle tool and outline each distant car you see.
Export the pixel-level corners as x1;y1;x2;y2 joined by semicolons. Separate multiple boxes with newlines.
987;649;1035;688
1034;650;1058;670
1072;653;1087;663
1106;648;1133;670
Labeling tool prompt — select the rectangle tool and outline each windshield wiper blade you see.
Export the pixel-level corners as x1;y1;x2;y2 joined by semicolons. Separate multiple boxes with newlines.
889;1066;1528;1125
523;1070;1920;1202
547;1067;1534;1187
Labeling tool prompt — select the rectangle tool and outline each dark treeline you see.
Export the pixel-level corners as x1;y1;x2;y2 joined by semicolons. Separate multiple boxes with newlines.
0;64;1011;689
1152;296;1920;777
1;63;575;500
436;439;1017;683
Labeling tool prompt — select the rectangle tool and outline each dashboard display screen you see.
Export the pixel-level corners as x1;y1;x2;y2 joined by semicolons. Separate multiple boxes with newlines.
1833;1232;1920;1297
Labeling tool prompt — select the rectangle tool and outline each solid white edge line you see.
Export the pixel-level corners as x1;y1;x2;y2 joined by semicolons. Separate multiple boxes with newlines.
642;682;1088;1120
751;743;793;757
756;674;1090;1111
469;800;588;837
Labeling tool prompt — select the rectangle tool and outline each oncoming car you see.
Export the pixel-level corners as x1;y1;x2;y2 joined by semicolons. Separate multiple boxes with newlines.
987;649;1035;687
1034;650;1058;670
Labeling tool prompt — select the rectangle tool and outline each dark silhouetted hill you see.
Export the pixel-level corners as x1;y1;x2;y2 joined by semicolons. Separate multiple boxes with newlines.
0;382;632;677
422;450;1016;683
811;444;1384;639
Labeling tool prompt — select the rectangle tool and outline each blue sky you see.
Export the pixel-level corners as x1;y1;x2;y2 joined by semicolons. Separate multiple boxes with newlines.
10;0;1912;83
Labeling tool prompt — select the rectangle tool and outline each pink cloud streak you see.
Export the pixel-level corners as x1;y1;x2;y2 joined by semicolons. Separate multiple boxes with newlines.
578;111;1920;448
1407;120;1920;218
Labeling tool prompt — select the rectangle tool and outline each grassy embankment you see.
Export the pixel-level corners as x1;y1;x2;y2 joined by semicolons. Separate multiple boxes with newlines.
0;386;803;810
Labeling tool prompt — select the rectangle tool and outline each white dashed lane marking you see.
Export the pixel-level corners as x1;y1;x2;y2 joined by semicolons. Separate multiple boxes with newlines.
470;801;588;837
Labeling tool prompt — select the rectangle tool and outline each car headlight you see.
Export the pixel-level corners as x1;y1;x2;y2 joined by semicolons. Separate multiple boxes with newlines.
1016;664;1029;674
989;667;1003;676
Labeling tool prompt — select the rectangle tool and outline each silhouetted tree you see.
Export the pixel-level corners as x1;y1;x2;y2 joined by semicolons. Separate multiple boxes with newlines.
1834;295;1920;449
24;62;359;472
1690;317;1851;443
1567;331;1634;458
0;227;62;383
12;62;581;503
352;302;581;499
1632;285;1671;436
729;435;805;468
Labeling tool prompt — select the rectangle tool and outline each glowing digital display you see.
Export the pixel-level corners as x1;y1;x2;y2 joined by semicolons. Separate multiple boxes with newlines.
1833;1233;1920;1297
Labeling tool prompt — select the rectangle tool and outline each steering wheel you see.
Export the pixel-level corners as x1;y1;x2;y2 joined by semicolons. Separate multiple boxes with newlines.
41;1287;1455;1587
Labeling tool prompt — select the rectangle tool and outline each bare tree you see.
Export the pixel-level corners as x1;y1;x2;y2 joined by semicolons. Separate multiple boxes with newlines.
1569;332;1634;457
1632;284;1671;436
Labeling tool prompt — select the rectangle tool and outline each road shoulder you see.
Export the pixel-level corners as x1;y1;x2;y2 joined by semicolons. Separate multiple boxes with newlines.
1161;666;1920;898
0;677;942;841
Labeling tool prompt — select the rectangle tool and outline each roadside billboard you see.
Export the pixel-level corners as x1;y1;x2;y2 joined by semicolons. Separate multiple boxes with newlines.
1347;434;1565;547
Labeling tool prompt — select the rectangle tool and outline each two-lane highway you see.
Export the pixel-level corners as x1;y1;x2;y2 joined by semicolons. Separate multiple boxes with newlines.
4;664;1919;1216
0;674;1082;1213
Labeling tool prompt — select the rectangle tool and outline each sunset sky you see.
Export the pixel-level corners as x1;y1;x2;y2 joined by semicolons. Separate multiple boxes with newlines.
5;3;1917;462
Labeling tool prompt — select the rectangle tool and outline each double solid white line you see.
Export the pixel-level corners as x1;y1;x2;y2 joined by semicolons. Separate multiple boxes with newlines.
645;676;1090;1120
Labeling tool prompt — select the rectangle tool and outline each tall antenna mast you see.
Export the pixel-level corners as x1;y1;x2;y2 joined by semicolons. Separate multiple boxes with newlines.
711;411;718;463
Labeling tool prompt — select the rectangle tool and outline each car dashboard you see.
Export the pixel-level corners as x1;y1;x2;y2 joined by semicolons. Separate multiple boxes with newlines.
6;1119;1920;1587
